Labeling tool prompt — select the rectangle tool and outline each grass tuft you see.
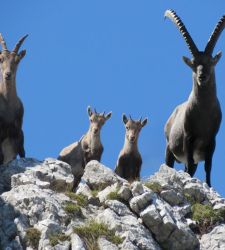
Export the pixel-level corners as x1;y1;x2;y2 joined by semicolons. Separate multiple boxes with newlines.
66;192;88;207
49;233;70;246
25;228;41;249
64;201;83;217
144;182;162;194
74;220;123;250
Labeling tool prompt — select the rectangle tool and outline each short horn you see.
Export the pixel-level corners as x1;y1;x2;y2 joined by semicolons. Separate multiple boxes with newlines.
94;108;97;114
139;116;142;122
164;9;199;57
12;34;28;54
0;33;8;51
129;115;133;121
205;14;225;55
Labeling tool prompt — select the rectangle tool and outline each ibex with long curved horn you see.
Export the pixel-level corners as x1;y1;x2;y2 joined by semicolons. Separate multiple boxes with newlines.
0;34;28;164
164;10;225;187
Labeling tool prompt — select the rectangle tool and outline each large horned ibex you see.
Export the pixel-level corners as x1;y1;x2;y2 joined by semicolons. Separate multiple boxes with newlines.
115;114;147;181
164;10;225;187
0;34;28;164
58;106;112;185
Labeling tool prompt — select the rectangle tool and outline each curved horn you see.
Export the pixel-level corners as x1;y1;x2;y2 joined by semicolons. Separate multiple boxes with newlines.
164;9;199;57
12;34;28;54
0;33;8;51
205;14;225;55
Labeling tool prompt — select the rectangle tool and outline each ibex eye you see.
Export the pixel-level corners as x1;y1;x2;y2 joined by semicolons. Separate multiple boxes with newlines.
126;126;129;130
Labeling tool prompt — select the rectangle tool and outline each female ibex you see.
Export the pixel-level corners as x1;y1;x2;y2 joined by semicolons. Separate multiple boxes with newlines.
0;34;27;164
58;106;112;182
164;10;225;187
115;114;147;181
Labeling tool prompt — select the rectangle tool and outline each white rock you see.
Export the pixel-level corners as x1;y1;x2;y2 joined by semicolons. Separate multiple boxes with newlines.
71;234;86;250
200;224;225;250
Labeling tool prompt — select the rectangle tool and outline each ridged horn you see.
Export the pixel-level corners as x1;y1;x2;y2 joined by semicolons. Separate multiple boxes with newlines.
0;33;8;51
12;34;28;54
205;14;225;55
164;9;199;57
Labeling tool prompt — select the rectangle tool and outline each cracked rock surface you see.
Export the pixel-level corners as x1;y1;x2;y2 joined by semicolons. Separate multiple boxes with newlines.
0;160;225;249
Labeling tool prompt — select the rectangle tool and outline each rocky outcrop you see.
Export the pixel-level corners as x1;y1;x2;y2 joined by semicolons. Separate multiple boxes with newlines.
0;159;225;249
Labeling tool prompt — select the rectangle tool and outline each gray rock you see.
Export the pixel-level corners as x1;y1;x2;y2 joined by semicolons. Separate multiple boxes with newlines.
97;208;161;250
130;191;155;214
140;197;199;250
98;237;119;250
105;200;133;216
11;158;74;192
118;184;132;201
71;234;86;250
98;183;119;203
82;160;125;190
160;189;184;206
200;224;225;250
131;182;145;197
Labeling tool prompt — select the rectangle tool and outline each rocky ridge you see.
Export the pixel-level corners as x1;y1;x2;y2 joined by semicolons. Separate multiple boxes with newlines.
0;158;225;249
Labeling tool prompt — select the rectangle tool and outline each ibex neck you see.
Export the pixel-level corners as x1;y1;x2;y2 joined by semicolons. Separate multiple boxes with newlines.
123;137;138;153
86;128;101;148
0;77;17;100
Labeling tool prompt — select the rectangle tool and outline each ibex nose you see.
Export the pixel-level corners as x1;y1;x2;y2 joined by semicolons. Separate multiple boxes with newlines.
130;136;135;142
93;128;99;134
5;72;11;80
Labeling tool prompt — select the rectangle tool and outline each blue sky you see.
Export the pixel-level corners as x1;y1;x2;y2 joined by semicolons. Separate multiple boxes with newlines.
2;1;225;196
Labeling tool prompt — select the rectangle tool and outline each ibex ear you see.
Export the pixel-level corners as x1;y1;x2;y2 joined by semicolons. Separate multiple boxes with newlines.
141;118;148;127
18;50;26;60
213;51;222;65
105;112;112;120
87;106;93;116
182;56;193;68
122;114;128;124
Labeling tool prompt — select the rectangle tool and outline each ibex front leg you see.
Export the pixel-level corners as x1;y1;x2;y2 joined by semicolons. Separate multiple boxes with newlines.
204;140;216;187
184;133;197;177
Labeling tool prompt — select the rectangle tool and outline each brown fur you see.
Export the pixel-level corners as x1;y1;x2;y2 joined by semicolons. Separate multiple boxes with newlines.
0;34;27;164
58;106;112;182
115;114;147;181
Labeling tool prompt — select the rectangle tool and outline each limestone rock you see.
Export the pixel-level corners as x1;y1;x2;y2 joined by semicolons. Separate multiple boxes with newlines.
200;224;225;250
82;160;126;190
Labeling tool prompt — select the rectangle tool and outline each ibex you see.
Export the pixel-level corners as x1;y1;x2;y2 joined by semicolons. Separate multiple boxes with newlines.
0;34;28;164
58;106;112;182
115;114;147;181
164;10;225;187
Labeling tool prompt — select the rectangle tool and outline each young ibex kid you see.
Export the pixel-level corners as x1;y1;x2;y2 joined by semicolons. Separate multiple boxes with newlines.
58;106;112;183
115;114;147;181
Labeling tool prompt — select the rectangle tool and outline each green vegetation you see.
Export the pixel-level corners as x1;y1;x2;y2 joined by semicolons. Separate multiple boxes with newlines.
66;192;88;207
64;201;83;217
107;189;121;201
49;233;70;246
73;220;123;250
91;189;99;197
191;203;220;223
144;182;162;194
191;203;225;235
184;193;196;205
25;228;41;249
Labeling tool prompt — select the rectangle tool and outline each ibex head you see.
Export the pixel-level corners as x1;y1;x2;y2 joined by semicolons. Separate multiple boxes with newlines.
0;34;28;82
165;10;225;87
87;106;112;135
123;114;147;143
